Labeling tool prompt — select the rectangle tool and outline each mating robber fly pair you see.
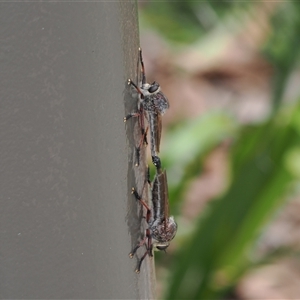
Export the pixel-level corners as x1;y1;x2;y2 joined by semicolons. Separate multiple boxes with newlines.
124;48;177;273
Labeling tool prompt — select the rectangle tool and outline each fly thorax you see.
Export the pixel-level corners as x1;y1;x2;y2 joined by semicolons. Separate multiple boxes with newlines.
141;95;157;113
153;92;169;115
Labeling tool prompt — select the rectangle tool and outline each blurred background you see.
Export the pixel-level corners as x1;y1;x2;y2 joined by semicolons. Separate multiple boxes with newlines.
138;1;300;299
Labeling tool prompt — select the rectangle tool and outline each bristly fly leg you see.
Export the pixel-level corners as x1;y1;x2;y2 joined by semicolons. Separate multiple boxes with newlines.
124;79;148;165
131;186;151;224
138;47;146;85
124;86;148;147
134;127;149;167
129;167;153;273
124;109;147;146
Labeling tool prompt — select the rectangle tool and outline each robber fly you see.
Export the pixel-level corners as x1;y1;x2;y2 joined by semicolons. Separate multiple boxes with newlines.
124;48;169;169
129;167;177;273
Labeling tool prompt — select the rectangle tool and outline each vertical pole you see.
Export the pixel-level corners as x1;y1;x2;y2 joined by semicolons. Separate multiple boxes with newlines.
0;2;155;299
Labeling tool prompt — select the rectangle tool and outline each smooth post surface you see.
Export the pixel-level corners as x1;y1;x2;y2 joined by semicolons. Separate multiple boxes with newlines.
0;2;155;299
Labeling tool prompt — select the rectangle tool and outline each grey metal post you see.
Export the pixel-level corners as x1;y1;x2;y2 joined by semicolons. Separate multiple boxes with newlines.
0;2;155;299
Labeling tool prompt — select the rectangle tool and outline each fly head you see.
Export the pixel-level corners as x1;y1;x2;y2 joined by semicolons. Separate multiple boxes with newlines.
148;81;160;94
151;216;177;246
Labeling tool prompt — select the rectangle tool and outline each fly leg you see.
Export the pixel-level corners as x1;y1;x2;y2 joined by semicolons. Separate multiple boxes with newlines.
129;176;153;273
131;187;151;224
139;47;146;85
124;108;148;146
125;79;148;163
123;111;140;122
129;235;146;259
135;229;153;273
129;227;153;274
124;110;148;166
135;126;149;167
140;108;148;146
126;79;147;146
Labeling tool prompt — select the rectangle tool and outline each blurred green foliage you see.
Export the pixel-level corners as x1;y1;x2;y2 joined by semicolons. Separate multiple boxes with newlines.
165;103;300;299
139;0;254;44
263;2;300;111
163;111;237;215
140;1;300;299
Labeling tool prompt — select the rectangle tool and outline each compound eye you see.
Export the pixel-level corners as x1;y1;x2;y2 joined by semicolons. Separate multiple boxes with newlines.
156;244;169;251
148;81;160;93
